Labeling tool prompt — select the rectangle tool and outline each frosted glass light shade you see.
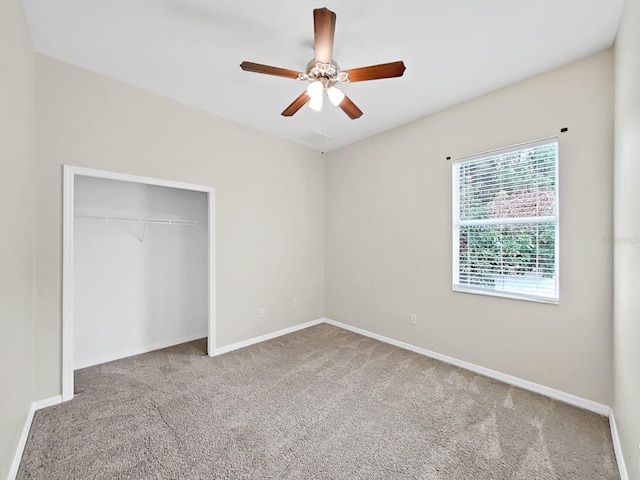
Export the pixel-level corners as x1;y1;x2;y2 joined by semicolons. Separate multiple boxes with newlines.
306;80;324;99
308;94;323;112
327;86;345;106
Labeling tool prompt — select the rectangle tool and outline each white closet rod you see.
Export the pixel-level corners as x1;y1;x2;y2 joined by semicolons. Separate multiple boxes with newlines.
75;215;204;226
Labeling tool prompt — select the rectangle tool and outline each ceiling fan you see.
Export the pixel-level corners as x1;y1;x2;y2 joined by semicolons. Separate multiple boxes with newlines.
240;7;406;120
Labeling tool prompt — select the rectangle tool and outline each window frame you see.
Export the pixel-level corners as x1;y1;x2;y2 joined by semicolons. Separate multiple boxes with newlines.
451;139;560;304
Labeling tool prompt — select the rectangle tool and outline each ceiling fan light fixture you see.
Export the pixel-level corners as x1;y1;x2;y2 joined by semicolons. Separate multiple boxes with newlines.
308;94;323;112
240;8;406;120
327;86;345;106
306;80;324;99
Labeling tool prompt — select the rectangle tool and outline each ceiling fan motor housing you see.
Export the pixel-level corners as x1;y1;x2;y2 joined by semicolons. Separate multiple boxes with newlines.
298;60;349;87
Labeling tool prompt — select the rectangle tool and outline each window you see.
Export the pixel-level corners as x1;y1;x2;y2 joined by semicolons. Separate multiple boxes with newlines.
452;140;559;302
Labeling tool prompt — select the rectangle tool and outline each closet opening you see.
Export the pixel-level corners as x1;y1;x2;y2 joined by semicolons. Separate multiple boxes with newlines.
62;166;216;402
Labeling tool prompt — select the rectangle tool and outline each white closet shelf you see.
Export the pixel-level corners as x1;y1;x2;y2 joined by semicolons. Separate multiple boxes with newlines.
75;215;205;226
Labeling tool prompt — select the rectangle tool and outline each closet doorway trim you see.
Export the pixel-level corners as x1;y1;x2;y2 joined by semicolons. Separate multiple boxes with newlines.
62;165;216;402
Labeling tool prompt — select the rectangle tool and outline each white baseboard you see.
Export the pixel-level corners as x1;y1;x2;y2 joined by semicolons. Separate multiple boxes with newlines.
8;396;62;480
213;318;324;356
32;395;62;411
322;318;611;416
74;332;207;370
609;410;629;480
7;405;36;480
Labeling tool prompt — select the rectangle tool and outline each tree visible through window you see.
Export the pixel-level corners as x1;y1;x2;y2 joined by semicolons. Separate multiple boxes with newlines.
453;141;558;302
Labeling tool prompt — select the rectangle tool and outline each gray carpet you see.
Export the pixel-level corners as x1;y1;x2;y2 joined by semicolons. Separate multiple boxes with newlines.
18;324;619;479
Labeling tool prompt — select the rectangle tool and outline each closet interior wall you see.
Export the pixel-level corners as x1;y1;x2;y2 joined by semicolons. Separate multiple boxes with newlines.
73;175;208;369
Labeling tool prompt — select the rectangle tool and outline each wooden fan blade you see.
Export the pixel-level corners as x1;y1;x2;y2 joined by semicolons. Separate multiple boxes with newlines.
282;91;311;117
240;61;301;79
314;8;336;64
344;61;406;83
339;94;363;120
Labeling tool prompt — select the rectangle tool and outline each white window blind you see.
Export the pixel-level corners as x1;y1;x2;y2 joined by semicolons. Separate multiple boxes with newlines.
452;139;559;302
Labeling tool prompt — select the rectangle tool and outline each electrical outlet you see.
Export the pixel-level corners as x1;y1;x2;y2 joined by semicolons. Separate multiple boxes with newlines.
258;308;264;318
292;299;298;308
410;314;417;325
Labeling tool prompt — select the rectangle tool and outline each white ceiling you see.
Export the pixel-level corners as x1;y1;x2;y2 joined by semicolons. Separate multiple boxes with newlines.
23;0;624;152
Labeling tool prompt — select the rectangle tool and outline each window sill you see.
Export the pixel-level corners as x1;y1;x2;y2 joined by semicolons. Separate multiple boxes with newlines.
453;284;559;304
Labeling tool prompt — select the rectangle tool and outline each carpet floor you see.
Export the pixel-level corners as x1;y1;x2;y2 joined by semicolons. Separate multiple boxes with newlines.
18;324;619;479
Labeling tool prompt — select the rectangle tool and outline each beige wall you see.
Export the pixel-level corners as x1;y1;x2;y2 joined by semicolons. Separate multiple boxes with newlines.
614;0;640;476
0;0;36;477
325;50;614;404
34;55;325;399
